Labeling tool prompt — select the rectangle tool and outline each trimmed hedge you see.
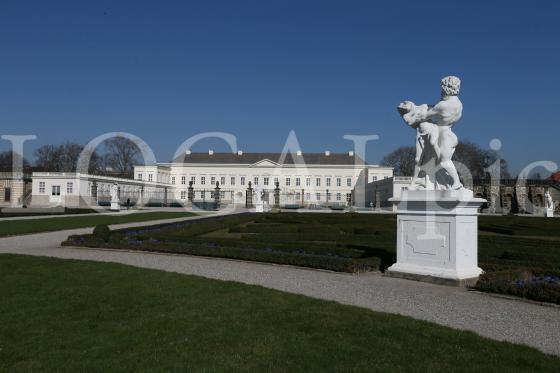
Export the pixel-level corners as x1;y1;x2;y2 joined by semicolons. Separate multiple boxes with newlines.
63;235;381;273
474;269;560;305
92;224;111;242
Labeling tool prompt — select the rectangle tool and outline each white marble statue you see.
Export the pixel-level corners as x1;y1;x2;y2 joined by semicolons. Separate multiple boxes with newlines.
397;76;464;190
545;190;554;217
545;191;554;209
110;183;120;211
254;185;264;212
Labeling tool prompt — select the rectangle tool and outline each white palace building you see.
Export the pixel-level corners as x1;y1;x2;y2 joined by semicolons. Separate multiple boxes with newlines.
27;150;393;209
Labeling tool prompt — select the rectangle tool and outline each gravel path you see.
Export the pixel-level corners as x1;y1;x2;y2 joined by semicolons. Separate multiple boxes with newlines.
0;213;558;356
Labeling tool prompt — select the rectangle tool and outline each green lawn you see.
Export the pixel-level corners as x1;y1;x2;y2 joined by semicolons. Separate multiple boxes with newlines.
0;211;196;237
0;255;557;372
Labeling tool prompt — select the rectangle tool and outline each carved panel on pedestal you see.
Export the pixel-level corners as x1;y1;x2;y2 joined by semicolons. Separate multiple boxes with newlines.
402;219;451;264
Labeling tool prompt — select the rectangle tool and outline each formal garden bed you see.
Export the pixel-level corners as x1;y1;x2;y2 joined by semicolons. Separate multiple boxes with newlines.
63;212;560;303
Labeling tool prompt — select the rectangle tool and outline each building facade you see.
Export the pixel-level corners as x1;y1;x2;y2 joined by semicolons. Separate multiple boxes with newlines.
30;172;169;208
134;151;393;208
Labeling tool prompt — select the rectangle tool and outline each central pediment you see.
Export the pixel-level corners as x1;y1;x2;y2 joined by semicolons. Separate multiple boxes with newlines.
251;159;279;167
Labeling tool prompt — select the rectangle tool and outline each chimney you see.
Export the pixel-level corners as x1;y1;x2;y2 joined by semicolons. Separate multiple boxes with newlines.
296;150;302;156
209;150;214;155
237;150;243;156
325;150;330;156
185;149;191;155
348;151;354;157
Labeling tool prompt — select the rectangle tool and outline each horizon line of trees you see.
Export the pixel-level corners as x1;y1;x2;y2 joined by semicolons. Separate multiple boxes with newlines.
0;138;552;181
381;140;513;180
0;137;141;178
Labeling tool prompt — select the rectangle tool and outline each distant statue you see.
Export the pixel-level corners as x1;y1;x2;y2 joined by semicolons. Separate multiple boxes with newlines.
254;185;263;204
397;76;464;190
110;183;120;211
110;183;119;203
545;191;554;209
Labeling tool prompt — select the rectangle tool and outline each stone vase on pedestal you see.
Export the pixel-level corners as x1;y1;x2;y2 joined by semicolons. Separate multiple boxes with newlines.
386;189;486;286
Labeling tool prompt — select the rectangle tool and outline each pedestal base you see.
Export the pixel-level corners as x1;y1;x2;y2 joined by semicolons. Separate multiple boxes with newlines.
110;202;120;211
387;189;486;287
546;208;554;218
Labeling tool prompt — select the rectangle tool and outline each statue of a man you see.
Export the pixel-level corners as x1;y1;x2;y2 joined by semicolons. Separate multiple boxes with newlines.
397;76;464;190
110;183;119;203
254;185;263;204
545;191;554;209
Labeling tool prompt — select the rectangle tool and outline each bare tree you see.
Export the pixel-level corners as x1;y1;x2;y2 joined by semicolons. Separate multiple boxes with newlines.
34;144;62;171
454;141;510;179
381;146;416;176
34;142;103;173
103;137;140;177
381;141;511;179
0;151;30;172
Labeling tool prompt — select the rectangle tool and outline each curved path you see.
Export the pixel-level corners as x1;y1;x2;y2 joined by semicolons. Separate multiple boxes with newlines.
0;213;558;356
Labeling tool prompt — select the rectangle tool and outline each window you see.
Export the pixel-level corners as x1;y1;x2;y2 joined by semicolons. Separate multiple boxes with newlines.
137;173;143;180
264;177;269;186
316;178;321;187
171;176;176;184
286;178;291;186
52;185;60;196
316;192;321;201
200;191;205;199
231;176;236;185
305;192;310;201
181;176;186;184
295;177;301;186
148;174;153;182
4;187;10;202
326;178;331;187
346;178;352;187
211;176;216;185
372;176;378;182
201;177;206;185
221;177;225;185
220;191;225;198
190;176;195;184
336;193;341;201
336;178;341;187
241;177;246;186
180;190;186;199
384;176;389;179
326;192;332;200
66;182;73;194
39;181;45;193
273;177;278;184
254;177;259;185
296;192;301;200
306;178;310;187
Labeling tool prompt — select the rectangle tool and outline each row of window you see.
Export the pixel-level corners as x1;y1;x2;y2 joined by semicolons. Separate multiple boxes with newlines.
160;175;355;187
38;182;73;195
137;173;155;182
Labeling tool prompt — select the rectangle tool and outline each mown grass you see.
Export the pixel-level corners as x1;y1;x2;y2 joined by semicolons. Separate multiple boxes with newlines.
0;254;558;372
0;211;196;237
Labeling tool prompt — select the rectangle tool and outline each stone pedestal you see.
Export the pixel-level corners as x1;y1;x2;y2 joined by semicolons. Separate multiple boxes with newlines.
255;202;264;213
546;207;554;218
386;189;486;286
110;201;120;211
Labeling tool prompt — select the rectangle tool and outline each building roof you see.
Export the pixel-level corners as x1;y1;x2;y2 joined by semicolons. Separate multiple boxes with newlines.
170;152;367;166
550;171;560;183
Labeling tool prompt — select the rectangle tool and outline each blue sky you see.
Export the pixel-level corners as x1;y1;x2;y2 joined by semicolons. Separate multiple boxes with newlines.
0;0;559;174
